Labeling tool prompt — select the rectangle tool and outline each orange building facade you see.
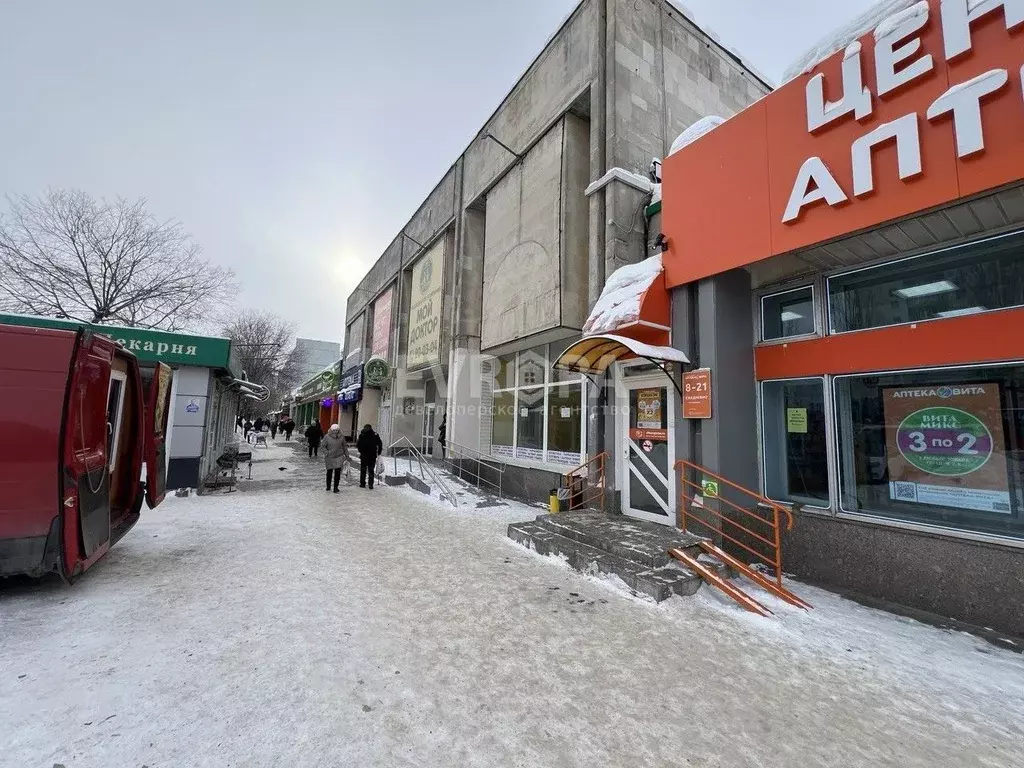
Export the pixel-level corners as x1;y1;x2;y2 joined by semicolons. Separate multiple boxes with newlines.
661;0;1024;638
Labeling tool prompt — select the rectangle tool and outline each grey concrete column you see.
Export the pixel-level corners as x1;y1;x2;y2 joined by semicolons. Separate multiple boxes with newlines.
696;268;758;496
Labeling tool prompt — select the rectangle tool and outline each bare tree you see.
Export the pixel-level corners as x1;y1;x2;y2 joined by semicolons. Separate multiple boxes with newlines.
223;310;306;417
0;189;236;331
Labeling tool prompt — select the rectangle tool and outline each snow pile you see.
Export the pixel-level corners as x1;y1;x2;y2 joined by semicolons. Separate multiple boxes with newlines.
783;0;919;81
582;255;664;336
669;115;726;155
874;0;929;41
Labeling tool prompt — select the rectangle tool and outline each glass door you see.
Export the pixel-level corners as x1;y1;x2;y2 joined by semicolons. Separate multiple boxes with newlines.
621;380;675;525
422;403;436;456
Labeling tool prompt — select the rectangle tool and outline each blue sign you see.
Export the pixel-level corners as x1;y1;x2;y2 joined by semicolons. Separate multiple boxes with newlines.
185;399;200;414
339;364;363;406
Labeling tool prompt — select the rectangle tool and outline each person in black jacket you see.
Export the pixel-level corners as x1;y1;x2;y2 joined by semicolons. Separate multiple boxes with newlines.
355;424;384;489
305;421;324;459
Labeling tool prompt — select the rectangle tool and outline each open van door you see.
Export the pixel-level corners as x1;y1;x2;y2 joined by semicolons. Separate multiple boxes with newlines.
62;332;114;565
140;363;173;508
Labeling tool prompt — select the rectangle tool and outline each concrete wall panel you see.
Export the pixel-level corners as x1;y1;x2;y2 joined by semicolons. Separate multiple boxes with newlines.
482;122;564;349
462;0;597;204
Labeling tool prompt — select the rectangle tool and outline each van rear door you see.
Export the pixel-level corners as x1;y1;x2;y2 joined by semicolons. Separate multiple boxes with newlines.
62;332;113;562
140;363;173;508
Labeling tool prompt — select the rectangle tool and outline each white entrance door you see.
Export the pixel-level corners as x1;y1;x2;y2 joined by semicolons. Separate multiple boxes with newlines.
619;376;676;525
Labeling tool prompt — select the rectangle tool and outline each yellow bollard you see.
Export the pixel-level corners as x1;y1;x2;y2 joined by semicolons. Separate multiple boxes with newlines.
549;489;561;514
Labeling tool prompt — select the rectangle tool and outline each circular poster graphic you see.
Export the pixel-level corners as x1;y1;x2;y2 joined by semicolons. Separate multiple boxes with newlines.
896;406;993;477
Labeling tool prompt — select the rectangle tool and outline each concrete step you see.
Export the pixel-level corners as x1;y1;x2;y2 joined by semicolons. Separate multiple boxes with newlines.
508;521;708;602
532;511;706;569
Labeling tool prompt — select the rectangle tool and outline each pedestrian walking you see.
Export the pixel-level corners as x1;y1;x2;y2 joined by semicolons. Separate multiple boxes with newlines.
284;418;295;441
438;414;447;457
236;416;243;433
322;424;350;493
254;417;265;433
269;420;278;440
243;419;253;441
305;421;324;459
356;423;384;490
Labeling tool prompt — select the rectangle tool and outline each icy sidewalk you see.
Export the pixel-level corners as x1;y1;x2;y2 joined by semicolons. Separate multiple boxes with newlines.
1;477;1023;768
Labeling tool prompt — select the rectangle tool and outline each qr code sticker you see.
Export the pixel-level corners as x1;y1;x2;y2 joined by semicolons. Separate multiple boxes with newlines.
893;482;917;502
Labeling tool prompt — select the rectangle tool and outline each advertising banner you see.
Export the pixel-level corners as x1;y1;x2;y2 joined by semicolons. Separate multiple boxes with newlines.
407;241;443;369
636;388;663;429
371;287;393;360
883;383;1010;514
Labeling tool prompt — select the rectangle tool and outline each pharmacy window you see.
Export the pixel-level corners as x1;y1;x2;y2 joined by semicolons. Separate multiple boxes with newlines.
761;286;816;341
490;346;586;466
828;230;1024;334
760;378;830;508
834;364;1024;540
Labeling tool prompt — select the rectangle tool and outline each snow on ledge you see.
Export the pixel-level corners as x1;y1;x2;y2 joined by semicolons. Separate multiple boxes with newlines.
782;0;919;82
585;168;654;198
874;1;929;41
669;116;726;156
583;255;664;337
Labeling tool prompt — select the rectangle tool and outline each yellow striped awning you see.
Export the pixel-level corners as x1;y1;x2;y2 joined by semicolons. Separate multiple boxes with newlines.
552;334;690;376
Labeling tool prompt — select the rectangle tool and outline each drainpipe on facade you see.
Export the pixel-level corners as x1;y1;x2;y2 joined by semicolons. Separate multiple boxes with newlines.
587;0;611;476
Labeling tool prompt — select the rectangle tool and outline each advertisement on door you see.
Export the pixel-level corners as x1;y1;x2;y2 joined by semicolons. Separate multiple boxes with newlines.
883;383;1010;514
632;388;667;442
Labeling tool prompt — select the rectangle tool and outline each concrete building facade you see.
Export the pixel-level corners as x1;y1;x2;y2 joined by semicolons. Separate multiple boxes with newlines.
343;0;769;491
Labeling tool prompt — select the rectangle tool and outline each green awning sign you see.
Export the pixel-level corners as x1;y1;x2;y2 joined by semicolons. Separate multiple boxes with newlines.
0;313;232;369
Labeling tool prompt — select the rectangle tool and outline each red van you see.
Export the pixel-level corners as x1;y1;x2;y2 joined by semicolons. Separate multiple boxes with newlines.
0;323;173;580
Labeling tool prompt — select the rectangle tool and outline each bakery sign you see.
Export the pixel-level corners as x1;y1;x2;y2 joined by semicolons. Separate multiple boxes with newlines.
784;0;1024;224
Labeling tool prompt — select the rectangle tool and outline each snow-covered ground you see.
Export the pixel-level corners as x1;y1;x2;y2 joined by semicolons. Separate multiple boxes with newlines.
2;442;1023;768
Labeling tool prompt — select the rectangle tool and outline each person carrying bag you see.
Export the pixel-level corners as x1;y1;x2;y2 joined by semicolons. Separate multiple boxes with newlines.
322;424;351;493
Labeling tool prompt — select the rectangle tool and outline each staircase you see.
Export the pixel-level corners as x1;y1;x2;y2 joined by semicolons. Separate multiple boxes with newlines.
508;510;721;602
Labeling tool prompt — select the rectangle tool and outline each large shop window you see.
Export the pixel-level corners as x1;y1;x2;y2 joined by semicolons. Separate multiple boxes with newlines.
835;365;1024;540
762;286;815;341
829;231;1024;333
490;347;586;466
761;378;830;507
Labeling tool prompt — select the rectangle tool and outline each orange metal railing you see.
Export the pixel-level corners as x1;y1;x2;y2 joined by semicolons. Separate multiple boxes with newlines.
563;452;608;513
674;459;795;588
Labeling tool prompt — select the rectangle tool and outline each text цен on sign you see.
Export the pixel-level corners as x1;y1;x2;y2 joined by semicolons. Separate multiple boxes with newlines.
784;0;1024;224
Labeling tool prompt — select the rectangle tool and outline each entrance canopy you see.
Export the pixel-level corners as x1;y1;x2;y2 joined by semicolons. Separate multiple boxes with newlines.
552;334;689;376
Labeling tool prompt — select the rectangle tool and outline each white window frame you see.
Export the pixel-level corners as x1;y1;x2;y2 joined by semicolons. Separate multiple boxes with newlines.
489;348;588;470
107;370;128;474
759;283;819;344
825;228;1024;336
831;360;1024;548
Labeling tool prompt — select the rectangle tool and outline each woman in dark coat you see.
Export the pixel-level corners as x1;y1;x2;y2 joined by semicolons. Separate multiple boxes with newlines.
305;421;324;458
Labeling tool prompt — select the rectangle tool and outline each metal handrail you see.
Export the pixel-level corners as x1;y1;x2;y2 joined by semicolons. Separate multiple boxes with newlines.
442;440;505;498
562;452;608;513
675;459;794;587
389;436;458;507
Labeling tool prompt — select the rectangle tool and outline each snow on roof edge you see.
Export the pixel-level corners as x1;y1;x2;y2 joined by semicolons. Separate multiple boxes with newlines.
782;0;919;82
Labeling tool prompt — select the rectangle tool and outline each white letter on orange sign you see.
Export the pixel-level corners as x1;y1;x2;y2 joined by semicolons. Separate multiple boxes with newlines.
782;157;849;223
851;114;923;197
876;2;934;97
926;69;1009;157
941;0;1024;61
806;42;873;132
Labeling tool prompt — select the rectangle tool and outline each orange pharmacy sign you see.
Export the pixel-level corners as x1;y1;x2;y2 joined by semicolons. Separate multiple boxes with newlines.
683;369;712;419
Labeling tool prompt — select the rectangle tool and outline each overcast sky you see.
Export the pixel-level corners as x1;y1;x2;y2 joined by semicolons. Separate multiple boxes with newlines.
0;0;880;342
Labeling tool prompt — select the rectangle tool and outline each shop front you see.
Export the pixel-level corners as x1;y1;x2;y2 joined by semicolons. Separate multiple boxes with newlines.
293;363;340;432
338;360;364;439
0;313;266;490
661;0;1024;636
